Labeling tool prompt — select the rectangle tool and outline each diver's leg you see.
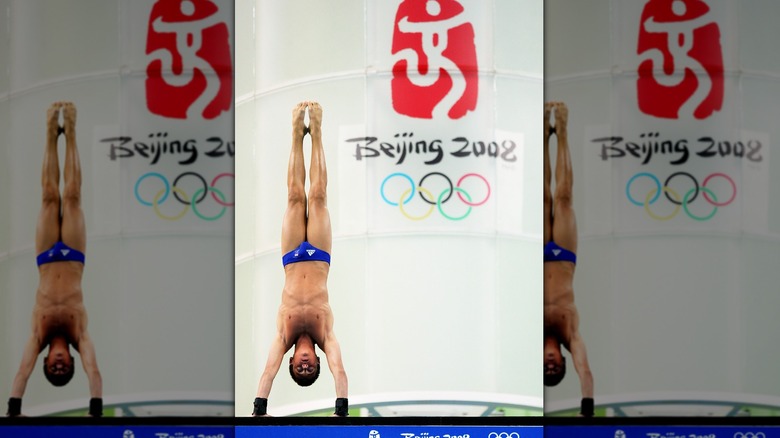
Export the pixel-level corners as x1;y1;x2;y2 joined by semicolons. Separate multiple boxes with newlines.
35;102;64;255
304;102;332;255
59;102;86;254
281;102;309;254
551;102;577;254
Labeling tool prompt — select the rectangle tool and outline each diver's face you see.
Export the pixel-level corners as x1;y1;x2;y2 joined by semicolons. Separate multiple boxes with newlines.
290;346;318;378
543;342;564;376
45;351;73;377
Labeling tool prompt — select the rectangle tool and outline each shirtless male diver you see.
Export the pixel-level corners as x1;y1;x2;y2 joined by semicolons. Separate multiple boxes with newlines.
252;102;348;417
6;102;103;417
543;101;594;417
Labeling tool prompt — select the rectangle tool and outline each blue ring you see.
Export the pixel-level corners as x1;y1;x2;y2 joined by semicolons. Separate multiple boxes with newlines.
380;173;415;206
135;172;170;207
626;172;661;207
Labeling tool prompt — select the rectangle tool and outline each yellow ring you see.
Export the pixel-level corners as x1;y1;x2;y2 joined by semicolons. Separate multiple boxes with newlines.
399;187;435;221
644;187;680;221
153;186;190;221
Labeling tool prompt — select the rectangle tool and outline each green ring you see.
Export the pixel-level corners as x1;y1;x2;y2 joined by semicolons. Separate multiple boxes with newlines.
192;187;228;221
437;187;472;221
683;187;718;221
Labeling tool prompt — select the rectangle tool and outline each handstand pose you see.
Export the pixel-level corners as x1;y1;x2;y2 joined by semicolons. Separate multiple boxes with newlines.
7;102;102;417
543;101;594;417
252;102;348;417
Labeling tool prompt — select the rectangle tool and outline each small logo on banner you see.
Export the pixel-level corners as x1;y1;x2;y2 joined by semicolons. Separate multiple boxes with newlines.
134;171;234;221
368;430;381;438
391;0;477;120
625;171;736;221
636;0;723;120
146;0;233;120
614;430;626;438
380;172;491;221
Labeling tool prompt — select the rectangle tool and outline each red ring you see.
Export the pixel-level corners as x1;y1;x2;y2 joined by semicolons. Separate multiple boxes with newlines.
210;173;235;206
456;173;491;206
702;172;736;206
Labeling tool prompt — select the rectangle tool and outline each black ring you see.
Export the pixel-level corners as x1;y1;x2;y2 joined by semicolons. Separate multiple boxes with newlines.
664;171;698;205
418;172;453;205
173;172;208;205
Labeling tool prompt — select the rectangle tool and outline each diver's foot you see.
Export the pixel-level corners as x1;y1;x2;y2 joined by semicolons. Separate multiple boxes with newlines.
308;101;322;138
47;102;63;140
544;102;554;140
292;101;308;139
553;101;568;137
61;102;77;137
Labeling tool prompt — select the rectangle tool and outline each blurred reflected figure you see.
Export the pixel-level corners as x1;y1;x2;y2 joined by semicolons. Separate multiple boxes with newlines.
7;102;102;417
543;101;594;417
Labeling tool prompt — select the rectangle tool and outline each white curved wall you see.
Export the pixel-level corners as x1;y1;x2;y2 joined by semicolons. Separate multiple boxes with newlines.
0;0;233;415
545;0;780;410
235;0;543;415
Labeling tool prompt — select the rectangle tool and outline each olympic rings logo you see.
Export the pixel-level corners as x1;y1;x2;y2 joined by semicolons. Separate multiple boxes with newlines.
488;433;520;438
380;172;491;221
134;171;234;221
733;433;766;438
625;171;737;221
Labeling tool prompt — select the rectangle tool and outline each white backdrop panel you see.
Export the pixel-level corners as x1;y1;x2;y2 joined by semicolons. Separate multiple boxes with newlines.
236;0;543;416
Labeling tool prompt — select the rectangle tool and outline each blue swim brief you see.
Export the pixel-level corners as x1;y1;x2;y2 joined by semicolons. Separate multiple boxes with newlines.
543;241;576;264
37;241;85;266
282;241;331;266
